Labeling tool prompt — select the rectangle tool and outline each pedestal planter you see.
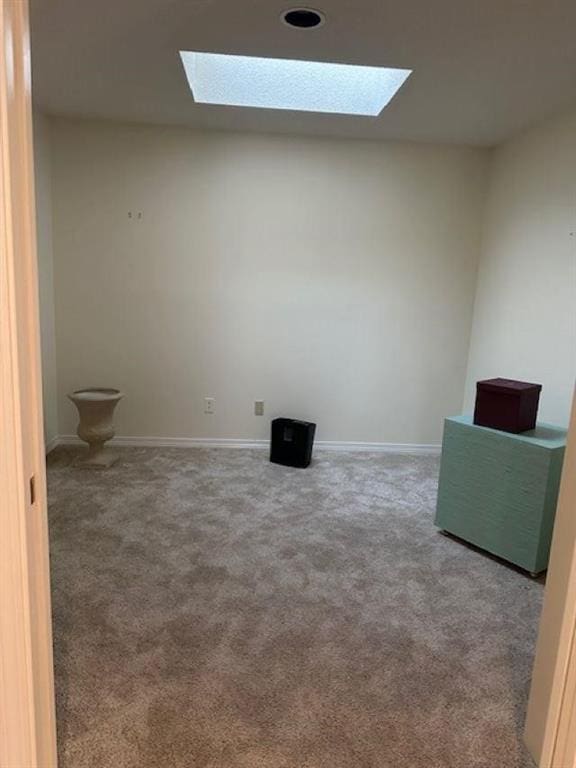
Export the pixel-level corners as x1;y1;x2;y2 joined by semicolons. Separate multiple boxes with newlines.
68;388;124;468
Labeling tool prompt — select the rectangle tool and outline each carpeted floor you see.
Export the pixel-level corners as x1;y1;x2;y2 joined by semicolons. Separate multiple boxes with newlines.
47;447;541;768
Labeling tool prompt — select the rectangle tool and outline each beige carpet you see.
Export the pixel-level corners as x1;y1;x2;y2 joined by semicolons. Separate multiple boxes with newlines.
47;446;541;768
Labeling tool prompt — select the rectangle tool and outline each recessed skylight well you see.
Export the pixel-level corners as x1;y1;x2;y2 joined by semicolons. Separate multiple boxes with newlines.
179;52;412;117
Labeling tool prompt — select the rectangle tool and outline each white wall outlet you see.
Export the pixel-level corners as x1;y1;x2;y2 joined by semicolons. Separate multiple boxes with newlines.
204;397;215;414
254;400;265;416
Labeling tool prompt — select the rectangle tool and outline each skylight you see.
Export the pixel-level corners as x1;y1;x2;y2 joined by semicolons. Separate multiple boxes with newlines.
179;52;412;117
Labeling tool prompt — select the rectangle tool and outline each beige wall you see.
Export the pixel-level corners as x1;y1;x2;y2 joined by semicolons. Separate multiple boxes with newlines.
50;119;487;443
464;109;576;427
33;112;58;446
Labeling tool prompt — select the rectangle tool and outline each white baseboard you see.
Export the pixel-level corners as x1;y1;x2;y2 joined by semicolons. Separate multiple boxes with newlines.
44;436;60;454
54;435;440;455
316;441;440;455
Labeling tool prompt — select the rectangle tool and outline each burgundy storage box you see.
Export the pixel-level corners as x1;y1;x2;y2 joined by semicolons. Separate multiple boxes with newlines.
473;378;542;434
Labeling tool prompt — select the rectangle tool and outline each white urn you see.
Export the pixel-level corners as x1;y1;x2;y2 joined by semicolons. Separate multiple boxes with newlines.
68;388;124;468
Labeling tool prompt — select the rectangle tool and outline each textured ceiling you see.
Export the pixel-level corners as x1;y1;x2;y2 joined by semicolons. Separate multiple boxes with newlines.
30;0;576;146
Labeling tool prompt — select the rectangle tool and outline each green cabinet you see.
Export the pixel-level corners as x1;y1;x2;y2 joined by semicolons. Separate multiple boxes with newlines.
435;415;566;574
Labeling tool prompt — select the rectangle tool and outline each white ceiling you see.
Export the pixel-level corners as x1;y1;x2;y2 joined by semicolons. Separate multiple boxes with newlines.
30;0;576;147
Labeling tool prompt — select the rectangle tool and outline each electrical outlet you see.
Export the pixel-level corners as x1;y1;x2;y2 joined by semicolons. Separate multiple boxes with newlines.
204;397;215;414
254;400;265;416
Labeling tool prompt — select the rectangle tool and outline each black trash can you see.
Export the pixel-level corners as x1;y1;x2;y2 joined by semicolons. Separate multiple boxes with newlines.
270;418;316;468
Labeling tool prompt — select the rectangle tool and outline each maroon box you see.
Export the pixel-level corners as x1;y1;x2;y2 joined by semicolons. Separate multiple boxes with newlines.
473;378;542;433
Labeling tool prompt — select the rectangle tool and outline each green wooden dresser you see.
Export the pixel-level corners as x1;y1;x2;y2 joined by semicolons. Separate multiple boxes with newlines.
435;415;567;574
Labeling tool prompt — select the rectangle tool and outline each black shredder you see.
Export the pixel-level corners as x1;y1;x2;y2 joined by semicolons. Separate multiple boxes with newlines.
270;418;316;468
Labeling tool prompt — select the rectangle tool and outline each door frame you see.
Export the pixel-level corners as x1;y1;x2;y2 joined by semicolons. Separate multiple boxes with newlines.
525;390;576;768
1;1;575;765
0;1;57;766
